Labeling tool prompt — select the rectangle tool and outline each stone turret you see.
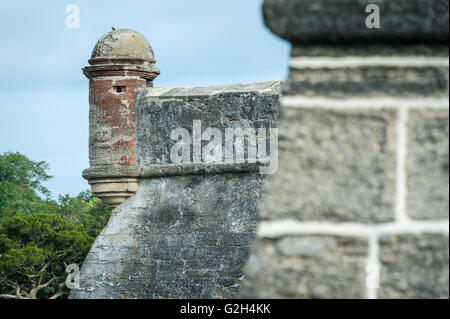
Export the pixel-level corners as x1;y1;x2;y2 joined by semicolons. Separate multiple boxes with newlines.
82;29;160;207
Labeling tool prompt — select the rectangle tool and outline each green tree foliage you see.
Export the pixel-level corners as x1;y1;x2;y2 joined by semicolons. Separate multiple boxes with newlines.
57;192;112;238
0;213;93;299
0;152;53;218
0;152;112;298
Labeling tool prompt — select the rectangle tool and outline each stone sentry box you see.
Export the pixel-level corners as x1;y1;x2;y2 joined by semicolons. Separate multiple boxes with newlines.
82;29;160;207
71;29;281;298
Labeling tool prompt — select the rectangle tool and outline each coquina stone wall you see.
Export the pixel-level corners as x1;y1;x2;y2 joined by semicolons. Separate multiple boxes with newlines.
240;0;449;298
70;29;281;299
70;81;281;298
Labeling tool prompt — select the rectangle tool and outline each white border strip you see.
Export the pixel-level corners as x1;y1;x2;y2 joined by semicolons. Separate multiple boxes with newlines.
257;218;448;299
395;106;409;223
290;56;450;69
366;234;380;299
257;219;450;238
281;96;450;109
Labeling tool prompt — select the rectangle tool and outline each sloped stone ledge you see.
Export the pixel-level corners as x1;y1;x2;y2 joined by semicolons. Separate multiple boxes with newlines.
83;161;270;181
83;161;269;208
263;0;449;44
142;81;282;99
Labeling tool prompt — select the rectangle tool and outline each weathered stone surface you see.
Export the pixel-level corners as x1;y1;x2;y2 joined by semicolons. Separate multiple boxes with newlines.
379;233;449;298
240;235;368;298
286;66;449;97
83;29;160;208
83;166;142;179
140;162;265;177
406;109;449;220
263;0;449;44
90;29;156;62
261;107;397;223
87;76;144;167
287;44;449;97
136;82;281;166
85;29;160;168
291;44;450;58
70;174;264;299
70;82;281;299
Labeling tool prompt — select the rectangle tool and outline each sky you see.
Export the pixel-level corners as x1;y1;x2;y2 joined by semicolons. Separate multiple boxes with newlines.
0;0;290;198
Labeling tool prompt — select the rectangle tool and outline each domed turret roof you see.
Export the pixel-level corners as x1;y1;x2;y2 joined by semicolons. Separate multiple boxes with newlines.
90;29;155;62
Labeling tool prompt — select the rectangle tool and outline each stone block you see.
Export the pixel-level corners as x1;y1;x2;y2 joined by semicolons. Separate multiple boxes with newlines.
241;235;368;298
379;233;449;298
263;0;449;44
286;66;449;97
261;107;397;223
406;109;449;220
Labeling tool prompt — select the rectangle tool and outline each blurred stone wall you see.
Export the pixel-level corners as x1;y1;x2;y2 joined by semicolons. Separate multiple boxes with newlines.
241;0;449;298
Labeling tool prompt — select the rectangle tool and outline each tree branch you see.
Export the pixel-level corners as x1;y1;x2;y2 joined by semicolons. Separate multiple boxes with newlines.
29;276;56;299
0;279;29;299
48;282;66;299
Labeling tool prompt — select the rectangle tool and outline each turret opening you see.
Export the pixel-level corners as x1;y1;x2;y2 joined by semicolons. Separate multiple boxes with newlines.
114;86;126;93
